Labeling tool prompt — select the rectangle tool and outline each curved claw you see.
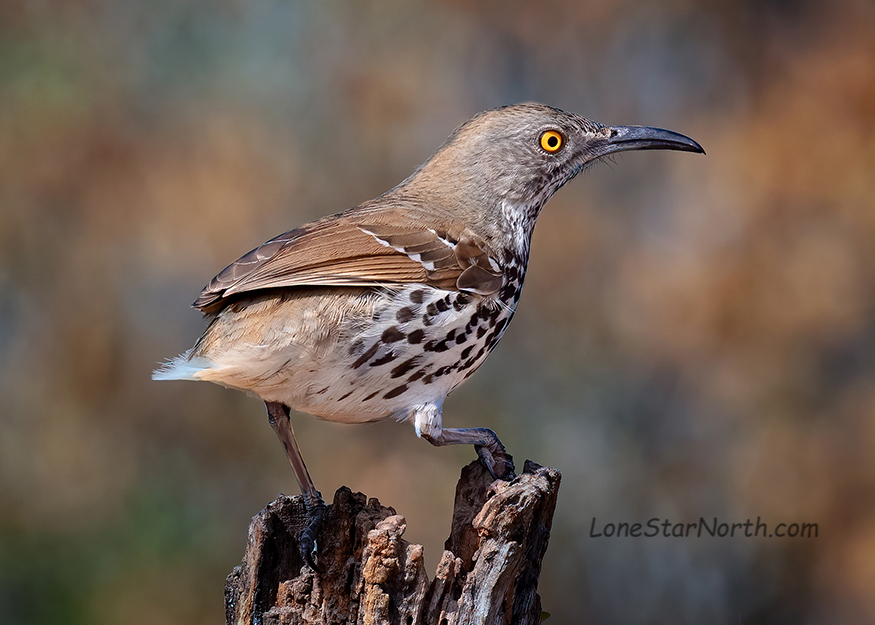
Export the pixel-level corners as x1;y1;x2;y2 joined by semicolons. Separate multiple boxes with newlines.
475;442;516;481
300;495;327;572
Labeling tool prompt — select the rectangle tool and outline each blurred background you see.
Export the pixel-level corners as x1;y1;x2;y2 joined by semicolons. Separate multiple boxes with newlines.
2;0;874;623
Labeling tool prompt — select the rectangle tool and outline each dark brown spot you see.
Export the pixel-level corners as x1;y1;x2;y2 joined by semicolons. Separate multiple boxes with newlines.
407;369;427;382
315;386;329;395
445;329;456;341
436;299;449;312
363;390;380;401
460;344;474;359
338;390;353;401
352;343;379;368
486;327;507;352
454;293;472;310
486;324;506;347
432;340;450;352
477;326;487;338
426;302;438;316
396;307;415;323
459;345;487;371
410;290;424;304
384;384;408;399
391;357;419;378
455;333;467;345
422;314;433;326
407;329;425;344
370;352;398;366
381;327;405;343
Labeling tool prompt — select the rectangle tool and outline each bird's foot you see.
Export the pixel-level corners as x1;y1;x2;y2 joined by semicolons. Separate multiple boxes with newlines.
475;441;516;481
300;493;327;571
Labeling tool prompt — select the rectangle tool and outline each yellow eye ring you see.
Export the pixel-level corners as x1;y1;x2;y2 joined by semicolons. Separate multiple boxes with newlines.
539;130;564;153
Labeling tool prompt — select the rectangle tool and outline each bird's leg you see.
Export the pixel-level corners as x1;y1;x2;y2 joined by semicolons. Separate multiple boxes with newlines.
413;404;516;480
265;401;326;569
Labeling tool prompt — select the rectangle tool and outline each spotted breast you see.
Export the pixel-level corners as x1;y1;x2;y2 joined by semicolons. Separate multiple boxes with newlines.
182;249;525;426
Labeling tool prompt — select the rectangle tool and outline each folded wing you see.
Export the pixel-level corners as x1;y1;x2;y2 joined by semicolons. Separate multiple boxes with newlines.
193;215;503;313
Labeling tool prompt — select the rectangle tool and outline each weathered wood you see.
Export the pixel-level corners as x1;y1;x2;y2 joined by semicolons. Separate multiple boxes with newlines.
225;460;561;625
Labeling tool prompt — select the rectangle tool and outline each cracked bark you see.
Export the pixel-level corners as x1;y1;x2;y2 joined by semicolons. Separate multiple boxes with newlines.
225;460;561;625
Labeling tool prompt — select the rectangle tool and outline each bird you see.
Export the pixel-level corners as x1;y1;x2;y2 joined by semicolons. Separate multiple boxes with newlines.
153;103;703;565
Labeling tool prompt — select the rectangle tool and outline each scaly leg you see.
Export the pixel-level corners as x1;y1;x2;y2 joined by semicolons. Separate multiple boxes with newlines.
265;401;326;569
413;403;516;480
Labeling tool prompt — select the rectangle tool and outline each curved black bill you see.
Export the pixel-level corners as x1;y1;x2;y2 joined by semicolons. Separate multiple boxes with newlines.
595;125;705;157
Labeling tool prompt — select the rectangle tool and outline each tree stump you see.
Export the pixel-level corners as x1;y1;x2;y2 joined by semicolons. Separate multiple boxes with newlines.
225;460;561;625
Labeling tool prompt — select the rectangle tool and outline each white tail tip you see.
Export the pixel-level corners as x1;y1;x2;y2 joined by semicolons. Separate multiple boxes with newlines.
152;352;212;381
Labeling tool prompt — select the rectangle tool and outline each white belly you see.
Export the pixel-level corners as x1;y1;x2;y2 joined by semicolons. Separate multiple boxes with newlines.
169;285;515;423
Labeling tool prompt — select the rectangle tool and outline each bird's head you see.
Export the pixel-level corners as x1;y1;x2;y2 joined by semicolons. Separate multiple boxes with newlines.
403;103;704;253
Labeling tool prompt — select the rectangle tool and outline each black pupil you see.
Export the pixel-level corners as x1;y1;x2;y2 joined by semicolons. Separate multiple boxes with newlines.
547;135;558;148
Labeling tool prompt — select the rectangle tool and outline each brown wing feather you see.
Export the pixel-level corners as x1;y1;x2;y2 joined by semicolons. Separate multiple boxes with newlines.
193;214;503;313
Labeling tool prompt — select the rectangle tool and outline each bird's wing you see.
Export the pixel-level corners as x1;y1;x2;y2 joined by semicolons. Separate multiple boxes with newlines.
193;216;503;312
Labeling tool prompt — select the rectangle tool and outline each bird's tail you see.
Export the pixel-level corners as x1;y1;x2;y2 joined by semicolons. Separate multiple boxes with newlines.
152;350;214;381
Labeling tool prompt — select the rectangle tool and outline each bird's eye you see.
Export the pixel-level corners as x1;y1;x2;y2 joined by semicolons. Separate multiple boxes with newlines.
539;130;564;153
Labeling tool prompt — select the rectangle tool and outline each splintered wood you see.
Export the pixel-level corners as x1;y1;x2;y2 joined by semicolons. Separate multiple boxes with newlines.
225;460;560;625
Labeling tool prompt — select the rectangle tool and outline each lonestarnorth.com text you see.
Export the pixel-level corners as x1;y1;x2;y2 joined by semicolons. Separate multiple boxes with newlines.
589;516;818;539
